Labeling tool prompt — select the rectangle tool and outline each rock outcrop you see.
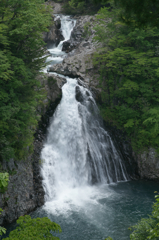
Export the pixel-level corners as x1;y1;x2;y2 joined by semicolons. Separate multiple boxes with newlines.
0;74;63;224
135;149;159;180
43;16;64;48
48;15;101;95
0;158;37;224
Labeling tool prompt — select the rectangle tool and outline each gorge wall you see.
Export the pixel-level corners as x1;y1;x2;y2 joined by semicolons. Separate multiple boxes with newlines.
0;1;159;226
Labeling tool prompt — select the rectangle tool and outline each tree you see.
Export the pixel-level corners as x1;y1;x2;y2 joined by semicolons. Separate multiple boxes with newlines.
4;215;61;240
93;6;159;152
0;0;52;161
93;0;159;28
62;0;106;14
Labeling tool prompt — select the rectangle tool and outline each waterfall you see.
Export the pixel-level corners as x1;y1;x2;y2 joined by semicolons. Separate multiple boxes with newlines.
44;15;76;72
57;15;76;50
41;79;128;201
41;15;129;203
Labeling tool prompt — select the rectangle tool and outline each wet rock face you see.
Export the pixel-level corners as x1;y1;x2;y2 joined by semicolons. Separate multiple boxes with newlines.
33;96;62;210
0;158;37;224
62;27;82;52
62;15;94;53
48;15;101;93
135;149;159;179
103;124;139;180
43;17;64;48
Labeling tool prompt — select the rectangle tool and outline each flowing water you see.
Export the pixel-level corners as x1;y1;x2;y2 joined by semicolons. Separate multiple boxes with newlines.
36;15;159;240
3;15;158;240
43;15;76;72
31;180;158;240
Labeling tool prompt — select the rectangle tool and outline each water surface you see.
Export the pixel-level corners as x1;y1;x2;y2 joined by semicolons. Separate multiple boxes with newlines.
30;180;158;240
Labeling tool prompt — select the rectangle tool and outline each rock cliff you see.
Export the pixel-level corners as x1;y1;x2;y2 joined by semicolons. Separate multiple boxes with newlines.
1;0;158;227
0;74;64;224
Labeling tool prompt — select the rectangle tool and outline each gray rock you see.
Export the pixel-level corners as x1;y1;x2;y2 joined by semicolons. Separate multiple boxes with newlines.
7;158;15;171
135;148;159;179
0;157;37;223
43;17;64;48
0;73;63;225
55;17;61;29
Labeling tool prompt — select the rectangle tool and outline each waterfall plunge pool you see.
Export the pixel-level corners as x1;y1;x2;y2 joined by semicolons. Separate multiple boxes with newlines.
3;180;158;240
30;180;158;240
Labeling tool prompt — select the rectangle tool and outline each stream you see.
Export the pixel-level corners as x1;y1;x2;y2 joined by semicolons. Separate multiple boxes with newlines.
38;15;158;240
2;15;158;240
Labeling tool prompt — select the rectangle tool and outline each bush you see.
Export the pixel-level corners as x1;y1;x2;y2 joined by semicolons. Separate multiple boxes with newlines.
130;193;159;240
4;215;61;240
93;6;159;152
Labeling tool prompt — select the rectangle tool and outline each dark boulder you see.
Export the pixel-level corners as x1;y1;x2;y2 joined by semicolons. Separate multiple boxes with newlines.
43;18;64;48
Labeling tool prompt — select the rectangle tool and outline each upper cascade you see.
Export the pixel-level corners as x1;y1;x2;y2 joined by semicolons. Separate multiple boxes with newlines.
44;15;76;72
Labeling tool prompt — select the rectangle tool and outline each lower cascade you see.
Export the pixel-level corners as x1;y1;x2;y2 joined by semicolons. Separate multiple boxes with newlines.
41;77;128;202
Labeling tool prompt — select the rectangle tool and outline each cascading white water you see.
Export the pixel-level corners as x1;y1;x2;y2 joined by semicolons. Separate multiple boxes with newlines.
41;15;128;206
57;15;76;50
41;77;128;201
43;15;76;73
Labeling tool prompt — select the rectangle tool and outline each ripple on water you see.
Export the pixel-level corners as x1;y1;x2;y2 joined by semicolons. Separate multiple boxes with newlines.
30;180;159;240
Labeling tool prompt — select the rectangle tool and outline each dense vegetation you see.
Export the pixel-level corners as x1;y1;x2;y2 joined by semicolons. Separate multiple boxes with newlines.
4;215;61;240
0;0;52;162
94;0;159;28
0;172;9;236
93;5;159;152
60;0;107;15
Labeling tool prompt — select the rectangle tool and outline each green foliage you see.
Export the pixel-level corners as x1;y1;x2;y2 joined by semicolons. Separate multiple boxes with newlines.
62;0;85;14
0;172;9;236
4;215;61;240
62;0;106;15
0;172;9;192
93;0;159;28
130;193;159;240
93;6;159;152
0;207;6;236
82;22;91;37
0;0;52;161
0;224;6;236
114;0;159;28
